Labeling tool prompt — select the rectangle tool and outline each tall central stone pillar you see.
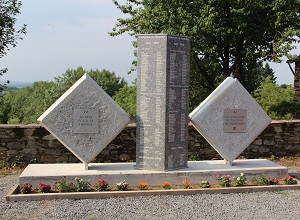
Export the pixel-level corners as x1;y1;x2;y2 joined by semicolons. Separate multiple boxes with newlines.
135;34;190;171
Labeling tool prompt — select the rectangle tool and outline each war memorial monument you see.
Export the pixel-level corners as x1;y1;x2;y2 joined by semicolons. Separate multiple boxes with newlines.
12;34;288;198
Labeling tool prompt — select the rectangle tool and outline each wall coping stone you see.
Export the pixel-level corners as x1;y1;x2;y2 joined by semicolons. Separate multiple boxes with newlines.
2;120;300;129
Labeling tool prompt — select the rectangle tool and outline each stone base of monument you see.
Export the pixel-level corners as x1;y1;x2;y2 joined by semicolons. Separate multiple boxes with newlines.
6;159;299;202
18;159;287;187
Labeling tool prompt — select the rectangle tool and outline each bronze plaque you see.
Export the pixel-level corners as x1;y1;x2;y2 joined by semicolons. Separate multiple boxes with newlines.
223;109;247;133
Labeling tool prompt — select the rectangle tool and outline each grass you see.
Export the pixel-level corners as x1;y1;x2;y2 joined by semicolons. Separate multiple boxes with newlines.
270;156;300;172
0;161;26;175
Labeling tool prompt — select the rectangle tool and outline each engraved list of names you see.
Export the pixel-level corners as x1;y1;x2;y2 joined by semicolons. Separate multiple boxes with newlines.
136;34;190;171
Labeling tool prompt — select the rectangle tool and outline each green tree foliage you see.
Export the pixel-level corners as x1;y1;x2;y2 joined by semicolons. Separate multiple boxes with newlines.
54;67;127;97
0;92;12;123
110;0;300;109
4;81;60;124
254;76;300;119
261;63;277;83
0;0;27;92
1;67;128;124
113;84;137;116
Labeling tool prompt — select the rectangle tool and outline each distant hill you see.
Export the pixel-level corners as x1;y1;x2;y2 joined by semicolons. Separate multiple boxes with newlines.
0;81;32;89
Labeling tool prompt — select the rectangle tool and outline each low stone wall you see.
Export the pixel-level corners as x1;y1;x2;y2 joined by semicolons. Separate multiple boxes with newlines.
1;121;300;164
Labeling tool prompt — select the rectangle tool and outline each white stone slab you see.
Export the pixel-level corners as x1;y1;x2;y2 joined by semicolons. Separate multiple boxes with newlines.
18;160;288;187
189;77;272;163
37;74;130;163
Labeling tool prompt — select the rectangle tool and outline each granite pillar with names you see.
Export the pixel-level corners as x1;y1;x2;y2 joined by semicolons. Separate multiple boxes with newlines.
136;34;190;171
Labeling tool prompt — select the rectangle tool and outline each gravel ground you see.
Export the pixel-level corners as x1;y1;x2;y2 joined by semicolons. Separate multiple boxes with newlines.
1;175;300;220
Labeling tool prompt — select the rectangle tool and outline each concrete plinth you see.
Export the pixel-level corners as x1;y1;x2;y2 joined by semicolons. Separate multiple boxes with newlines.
19;159;288;187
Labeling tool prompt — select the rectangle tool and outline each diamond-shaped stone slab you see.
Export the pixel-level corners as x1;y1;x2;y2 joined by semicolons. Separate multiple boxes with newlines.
189;77;271;163
37;74;130;163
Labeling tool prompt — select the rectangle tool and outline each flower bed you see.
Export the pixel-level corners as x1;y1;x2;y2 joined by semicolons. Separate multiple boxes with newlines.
6;174;300;202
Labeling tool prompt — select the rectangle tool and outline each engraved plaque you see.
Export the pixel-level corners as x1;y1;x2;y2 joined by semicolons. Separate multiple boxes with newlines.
223;109;247;133
74;109;99;133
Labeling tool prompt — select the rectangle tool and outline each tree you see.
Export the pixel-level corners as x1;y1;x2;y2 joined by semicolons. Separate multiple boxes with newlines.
0;0;27;92
54;67;127;97
261;63;277;83
0;91;11;123
110;0;300;109
113;84;137;116
1;67;128;124
254;76;300;119
4;81;60;124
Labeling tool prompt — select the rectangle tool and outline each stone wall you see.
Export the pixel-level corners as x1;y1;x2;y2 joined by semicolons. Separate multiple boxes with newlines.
1;121;300;164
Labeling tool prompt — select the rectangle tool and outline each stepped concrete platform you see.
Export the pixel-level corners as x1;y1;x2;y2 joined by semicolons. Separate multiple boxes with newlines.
19;159;288;187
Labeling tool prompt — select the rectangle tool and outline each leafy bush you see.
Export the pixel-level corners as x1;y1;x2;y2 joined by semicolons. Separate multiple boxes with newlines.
216;175;232;187
20;183;32;194
74;177;91;192
94;179;110;191
254;76;300;119
54;176;75;192
252;175;269;186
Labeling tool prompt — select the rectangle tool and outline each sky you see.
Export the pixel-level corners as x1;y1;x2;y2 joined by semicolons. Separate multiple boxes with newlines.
1;0;299;85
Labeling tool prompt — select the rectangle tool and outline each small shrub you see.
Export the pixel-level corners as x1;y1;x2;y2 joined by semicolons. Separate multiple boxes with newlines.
232;173;247;186
37;183;51;193
183;180;192;189
94;179;110;191
282;175;297;185
252;175;269;186
20;183;32;194
137;181;148;190
267;177;279;185
216;175;232;187
200;181;211;188
116;180;128;191
54;176;75;192
188;154;198;161
163;181;171;190
0;160;9;169
74;177;91;192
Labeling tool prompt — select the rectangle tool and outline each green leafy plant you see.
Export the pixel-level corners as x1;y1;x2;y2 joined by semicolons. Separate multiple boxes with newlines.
116;180;128;191
137;181;148;190
282;175;298;185
54;176;75;192
0;160;9;169
37;183;51;193
267;177;279;185
20;183;32;194
252;175;270;186
216;175;232;187
163;181;171;190
232;173;247;187
74;177;91;192
188;154;199;161
183;180;192;189
94;179;110;191
200;181;211;188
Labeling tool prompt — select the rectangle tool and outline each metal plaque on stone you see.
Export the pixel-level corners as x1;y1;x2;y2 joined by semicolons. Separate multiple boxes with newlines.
136;34;190;171
223;109;247;133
